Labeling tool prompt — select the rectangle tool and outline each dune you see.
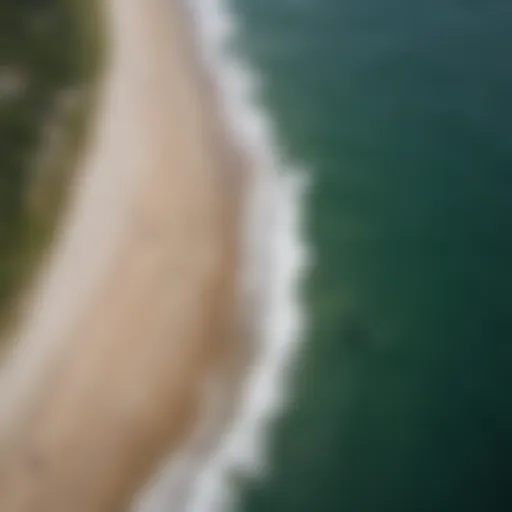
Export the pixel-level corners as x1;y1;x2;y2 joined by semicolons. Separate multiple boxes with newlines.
0;0;245;509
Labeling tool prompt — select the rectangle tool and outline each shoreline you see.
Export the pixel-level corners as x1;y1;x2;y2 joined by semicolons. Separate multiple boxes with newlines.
0;0;248;509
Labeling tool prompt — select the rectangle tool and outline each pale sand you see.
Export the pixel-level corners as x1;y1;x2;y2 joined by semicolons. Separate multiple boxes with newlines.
0;0;245;509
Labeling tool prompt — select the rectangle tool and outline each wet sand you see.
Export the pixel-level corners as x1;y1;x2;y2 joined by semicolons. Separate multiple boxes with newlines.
0;0;244;509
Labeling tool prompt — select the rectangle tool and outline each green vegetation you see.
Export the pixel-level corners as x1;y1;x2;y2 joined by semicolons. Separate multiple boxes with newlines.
0;0;104;331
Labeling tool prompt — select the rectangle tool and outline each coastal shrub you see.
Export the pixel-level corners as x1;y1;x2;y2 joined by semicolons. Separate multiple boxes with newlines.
0;0;103;331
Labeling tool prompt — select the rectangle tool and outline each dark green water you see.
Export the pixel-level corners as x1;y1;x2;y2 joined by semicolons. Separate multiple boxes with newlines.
233;1;512;510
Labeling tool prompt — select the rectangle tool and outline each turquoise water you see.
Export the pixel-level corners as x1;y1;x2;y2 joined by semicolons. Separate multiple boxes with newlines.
233;1;512;510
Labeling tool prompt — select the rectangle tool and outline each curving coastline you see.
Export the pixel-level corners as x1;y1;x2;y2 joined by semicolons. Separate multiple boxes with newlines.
0;0;245;509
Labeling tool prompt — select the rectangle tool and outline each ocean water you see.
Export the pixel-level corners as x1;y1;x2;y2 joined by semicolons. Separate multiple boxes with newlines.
214;1;512;511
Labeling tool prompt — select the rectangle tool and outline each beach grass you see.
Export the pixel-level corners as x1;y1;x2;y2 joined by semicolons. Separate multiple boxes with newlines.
0;0;104;336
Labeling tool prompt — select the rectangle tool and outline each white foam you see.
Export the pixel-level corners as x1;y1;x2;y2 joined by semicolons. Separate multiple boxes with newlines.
185;0;310;510
139;0;310;510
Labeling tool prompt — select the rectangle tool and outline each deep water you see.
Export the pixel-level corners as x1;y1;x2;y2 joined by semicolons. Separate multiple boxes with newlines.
231;1;512;511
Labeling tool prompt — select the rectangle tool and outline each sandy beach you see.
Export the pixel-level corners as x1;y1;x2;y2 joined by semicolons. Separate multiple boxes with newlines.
0;0;245;509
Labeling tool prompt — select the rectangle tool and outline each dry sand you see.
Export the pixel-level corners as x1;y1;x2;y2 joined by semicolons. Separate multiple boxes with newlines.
0;0;245;509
